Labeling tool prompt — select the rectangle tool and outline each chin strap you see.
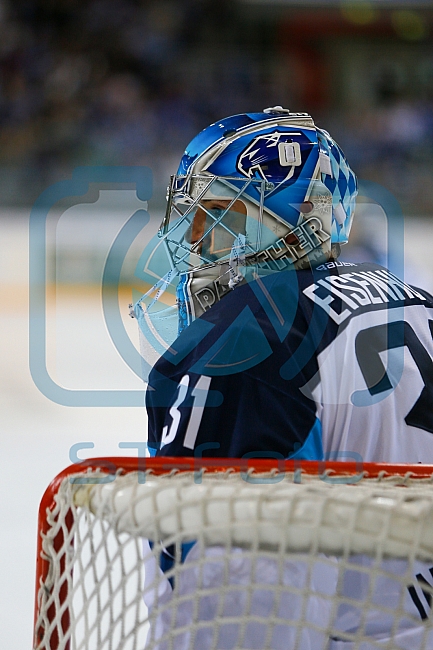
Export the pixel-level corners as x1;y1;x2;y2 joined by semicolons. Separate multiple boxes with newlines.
130;268;178;319
130;234;247;335
228;234;246;289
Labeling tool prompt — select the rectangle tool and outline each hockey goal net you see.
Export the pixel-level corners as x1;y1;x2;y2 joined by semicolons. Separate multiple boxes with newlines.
34;457;433;650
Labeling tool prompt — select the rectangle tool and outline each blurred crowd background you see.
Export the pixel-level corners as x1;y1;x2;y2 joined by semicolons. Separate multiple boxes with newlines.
1;0;433;214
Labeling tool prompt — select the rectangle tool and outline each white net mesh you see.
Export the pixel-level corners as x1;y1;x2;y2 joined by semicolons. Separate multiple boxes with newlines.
34;467;433;650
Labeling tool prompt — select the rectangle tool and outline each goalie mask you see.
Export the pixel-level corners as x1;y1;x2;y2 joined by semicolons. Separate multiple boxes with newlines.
134;107;357;350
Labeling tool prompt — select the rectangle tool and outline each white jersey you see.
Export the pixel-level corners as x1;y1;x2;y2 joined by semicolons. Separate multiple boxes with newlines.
302;266;433;464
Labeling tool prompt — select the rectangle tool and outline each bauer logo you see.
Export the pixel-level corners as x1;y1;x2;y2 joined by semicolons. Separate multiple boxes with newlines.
29;166;154;406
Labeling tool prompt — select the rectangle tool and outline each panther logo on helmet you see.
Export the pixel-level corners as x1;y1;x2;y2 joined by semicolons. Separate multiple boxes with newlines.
237;131;305;184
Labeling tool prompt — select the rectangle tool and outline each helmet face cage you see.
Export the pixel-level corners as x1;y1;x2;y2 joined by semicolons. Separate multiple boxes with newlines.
160;175;270;273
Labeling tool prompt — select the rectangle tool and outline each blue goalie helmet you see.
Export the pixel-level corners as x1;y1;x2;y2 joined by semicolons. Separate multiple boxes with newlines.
160;107;357;277
135;107;358;348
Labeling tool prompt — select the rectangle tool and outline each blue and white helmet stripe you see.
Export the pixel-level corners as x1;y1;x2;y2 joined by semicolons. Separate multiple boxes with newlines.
317;129;357;245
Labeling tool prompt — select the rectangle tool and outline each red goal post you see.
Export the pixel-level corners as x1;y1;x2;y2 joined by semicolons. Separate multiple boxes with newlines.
34;458;433;650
